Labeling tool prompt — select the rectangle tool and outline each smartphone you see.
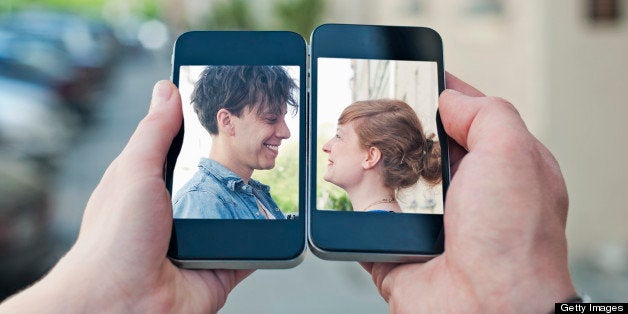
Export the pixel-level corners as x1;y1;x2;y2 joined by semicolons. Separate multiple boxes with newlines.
308;24;449;262
166;31;307;269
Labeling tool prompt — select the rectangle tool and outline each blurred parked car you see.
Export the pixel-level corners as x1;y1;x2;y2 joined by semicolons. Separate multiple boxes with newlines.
0;31;95;117
0;10;121;103
0;76;78;163
0;153;56;300
0;9;127;301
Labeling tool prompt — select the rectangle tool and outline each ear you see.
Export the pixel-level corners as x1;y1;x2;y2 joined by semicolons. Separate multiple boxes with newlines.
216;109;235;136
362;146;381;170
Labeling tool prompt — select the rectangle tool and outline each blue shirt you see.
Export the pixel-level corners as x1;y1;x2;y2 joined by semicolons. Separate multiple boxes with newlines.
172;158;286;219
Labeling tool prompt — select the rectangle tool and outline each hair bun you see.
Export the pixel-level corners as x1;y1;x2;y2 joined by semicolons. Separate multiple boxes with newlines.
421;134;441;185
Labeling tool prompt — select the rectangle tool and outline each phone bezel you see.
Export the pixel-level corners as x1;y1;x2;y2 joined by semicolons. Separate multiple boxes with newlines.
166;31;307;268
308;24;449;261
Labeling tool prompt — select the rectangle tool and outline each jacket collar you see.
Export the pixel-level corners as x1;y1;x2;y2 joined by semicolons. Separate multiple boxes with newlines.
198;158;270;192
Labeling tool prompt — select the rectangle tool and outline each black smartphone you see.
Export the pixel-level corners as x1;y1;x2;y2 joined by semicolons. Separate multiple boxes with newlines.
166;31;307;268
308;24;449;262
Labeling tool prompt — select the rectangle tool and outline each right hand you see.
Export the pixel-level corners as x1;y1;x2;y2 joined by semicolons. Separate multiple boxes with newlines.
362;73;577;312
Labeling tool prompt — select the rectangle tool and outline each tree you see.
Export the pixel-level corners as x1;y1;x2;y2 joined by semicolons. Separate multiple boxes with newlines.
273;0;325;40
202;0;259;30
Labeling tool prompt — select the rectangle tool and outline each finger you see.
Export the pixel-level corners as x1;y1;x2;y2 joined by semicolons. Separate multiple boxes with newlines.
360;262;373;273
438;90;526;151
445;72;485;97
203;269;254;292
119;81;182;176
447;137;467;176
188;269;254;312
233;269;254;284
368;263;402;302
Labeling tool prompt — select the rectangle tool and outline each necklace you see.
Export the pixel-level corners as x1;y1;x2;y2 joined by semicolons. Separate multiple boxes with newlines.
362;197;396;211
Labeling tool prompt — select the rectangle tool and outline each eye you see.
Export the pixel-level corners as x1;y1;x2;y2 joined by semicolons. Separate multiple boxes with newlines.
335;133;341;139
265;116;278;123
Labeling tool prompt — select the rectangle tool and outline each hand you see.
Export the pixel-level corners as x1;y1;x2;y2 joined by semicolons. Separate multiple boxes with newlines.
362;73;576;312
1;81;251;313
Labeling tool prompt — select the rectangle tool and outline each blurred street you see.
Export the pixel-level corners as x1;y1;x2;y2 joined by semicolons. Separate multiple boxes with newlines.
2;0;628;308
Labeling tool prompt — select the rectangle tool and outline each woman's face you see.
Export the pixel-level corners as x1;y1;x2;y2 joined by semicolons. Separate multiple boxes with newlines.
322;121;367;189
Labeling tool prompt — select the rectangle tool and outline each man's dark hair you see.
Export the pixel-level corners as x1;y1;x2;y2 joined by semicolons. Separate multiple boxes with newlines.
191;65;298;135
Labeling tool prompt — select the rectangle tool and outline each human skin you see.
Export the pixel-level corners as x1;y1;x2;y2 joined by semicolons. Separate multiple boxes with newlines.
322;121;366;188
0;81;251;313
210;104;291;183
362;73;576;313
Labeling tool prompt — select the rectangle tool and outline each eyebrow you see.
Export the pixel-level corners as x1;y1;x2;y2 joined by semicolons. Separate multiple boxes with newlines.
261;113;287;121
262;107;287;116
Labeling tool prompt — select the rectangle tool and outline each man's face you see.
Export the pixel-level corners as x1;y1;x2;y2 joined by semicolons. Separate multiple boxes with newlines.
230;103;291;173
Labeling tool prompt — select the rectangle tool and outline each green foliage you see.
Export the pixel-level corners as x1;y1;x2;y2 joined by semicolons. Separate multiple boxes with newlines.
199;0;325;37
141;0;160;20
273;0;325;40
1;0;105;16
327;192;352;211
252;140;299;214
2;0;327;38
0;0;158;20
201;0;259;30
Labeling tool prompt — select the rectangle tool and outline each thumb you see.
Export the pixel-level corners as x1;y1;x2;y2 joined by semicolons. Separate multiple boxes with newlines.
118;80;182;177
438;89;526;152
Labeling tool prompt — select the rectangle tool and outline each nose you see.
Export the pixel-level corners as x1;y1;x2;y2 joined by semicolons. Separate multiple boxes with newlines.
322;138;332;154
276;118;291;139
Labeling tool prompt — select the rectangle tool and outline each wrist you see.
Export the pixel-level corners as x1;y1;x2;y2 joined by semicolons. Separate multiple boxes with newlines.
49;249;176;313
446;240;576;312
2;243;199;313
491;244;577;312
2;249;162;313
32;253;129;312
0;254;99;312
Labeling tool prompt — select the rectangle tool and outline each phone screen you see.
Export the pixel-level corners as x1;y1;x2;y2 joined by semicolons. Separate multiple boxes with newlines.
316;57;443;215
172;65;301;220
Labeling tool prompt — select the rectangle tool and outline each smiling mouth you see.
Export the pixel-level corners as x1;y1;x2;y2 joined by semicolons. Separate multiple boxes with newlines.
264;144;279;151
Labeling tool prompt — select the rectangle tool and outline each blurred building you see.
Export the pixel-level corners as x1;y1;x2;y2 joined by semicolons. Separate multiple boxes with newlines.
324;0;628;264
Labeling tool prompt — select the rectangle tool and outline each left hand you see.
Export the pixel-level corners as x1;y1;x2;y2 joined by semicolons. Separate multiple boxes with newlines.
1;81;251;313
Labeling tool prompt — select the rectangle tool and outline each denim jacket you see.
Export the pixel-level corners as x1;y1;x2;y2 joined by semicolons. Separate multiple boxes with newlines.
172;158;286;219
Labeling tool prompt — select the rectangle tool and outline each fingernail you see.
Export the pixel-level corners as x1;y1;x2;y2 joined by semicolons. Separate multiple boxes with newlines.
443;89;462;95
152;81;172;108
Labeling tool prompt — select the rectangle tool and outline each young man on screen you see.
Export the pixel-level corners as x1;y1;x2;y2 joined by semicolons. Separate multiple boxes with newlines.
173;65;298;219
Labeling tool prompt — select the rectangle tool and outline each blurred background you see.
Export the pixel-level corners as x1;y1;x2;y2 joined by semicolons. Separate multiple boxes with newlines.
0;0;626;310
